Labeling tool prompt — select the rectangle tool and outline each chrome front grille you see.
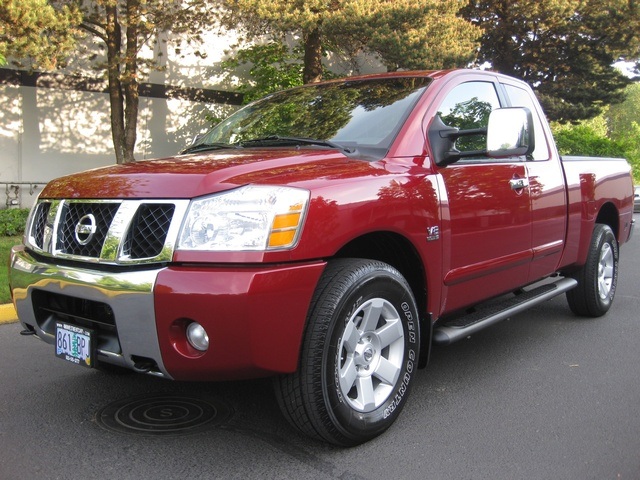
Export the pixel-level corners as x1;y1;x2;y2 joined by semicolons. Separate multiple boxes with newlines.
26;199;189;265
58;202;120;257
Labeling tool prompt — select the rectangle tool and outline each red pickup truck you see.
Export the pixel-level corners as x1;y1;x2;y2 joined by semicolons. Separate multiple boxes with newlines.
9;69;635;446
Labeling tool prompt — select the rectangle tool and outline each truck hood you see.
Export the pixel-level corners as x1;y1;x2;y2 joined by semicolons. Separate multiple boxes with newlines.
41;148;370;199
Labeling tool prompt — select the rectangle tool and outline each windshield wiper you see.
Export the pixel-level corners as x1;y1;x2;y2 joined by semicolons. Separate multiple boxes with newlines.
238;135;355;154
181;142;237;154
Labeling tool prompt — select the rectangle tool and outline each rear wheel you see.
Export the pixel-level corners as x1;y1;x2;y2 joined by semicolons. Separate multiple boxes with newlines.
274;259;419;446
566;224;619;317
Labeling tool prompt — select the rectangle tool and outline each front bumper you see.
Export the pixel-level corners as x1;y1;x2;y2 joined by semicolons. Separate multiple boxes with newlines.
9;246;325;380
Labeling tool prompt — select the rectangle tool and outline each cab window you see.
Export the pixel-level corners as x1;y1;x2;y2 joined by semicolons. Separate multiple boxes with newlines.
503;84;550;161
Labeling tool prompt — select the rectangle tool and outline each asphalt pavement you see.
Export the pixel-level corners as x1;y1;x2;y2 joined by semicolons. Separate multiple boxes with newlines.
1;217;639;479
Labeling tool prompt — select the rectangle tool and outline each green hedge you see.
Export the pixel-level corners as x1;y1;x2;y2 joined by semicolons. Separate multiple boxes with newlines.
553;125;628;158
0;208;30;236
552;123;640;184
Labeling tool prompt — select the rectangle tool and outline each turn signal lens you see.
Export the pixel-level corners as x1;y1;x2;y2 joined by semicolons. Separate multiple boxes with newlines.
268;208;304;248
272;211;301;229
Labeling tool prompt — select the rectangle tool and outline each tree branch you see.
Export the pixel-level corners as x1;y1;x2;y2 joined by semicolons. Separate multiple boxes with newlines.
80;22;107;43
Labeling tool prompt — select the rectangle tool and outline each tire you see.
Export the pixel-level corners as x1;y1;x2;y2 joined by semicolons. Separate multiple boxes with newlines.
274;259;420;446
566;223;619;317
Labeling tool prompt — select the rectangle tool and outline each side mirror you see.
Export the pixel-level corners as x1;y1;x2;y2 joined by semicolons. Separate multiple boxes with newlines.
486;107;535;158
428;115;487;166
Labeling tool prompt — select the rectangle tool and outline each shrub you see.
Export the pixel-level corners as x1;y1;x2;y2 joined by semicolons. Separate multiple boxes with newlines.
552;125;628;158
552;122;640;184
0;208;30;236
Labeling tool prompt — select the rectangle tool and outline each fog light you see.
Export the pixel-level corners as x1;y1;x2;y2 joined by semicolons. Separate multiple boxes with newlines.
186;322;209;352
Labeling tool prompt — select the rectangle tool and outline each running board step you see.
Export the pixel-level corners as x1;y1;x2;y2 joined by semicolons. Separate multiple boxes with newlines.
433;277;578;345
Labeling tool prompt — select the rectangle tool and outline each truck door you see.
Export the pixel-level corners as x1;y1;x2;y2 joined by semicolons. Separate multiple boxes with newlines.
501;81;568;281
431;79;533;314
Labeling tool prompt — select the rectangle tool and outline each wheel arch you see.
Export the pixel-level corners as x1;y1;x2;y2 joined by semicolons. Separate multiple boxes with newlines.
333;231;431;366
562;202;620;276
595;202;620;241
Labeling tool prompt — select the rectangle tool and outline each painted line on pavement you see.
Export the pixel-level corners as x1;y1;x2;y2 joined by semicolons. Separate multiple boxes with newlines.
0;304;17;324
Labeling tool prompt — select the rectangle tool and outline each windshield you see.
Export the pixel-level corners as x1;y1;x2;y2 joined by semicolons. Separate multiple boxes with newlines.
191;77;432;160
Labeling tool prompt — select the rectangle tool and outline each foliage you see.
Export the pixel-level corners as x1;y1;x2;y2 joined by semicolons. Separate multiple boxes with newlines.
605;83;640;182
614;122;640;183
0;0;81;70
219;0;478;83
44;0;219;164
330;0;478;73
0;236;21;304
0;208;29;237
220;41;343;107
462;0;640;123
607;83;640;141
549;77;640;184
552;122;640;182
552;124;627;157
221;43;306;104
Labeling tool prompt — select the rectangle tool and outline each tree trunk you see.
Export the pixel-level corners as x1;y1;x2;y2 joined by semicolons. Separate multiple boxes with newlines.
303;27;323;84
122;0;139;163
104;0;140;164
105;3;126;164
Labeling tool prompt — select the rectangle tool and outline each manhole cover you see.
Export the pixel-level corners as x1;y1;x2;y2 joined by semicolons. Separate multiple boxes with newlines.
96;393;233;436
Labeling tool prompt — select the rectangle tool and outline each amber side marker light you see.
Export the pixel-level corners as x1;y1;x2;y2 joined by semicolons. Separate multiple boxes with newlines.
268;203;304;248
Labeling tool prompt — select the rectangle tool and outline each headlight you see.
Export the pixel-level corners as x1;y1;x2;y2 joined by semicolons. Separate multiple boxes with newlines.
177;185;310;251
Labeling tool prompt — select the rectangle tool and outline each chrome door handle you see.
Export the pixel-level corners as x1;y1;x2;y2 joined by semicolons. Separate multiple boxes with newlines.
510;178;529;190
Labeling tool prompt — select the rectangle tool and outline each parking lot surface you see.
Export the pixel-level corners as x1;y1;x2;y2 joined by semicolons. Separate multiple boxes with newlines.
1;218;639;479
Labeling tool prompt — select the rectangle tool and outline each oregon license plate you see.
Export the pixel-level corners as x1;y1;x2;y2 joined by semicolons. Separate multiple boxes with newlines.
55;322;94;368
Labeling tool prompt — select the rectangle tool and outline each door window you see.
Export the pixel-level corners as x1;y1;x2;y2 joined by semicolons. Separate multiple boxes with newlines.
437;82;501;155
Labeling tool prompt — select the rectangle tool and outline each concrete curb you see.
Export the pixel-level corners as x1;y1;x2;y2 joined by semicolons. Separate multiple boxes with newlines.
0;304;18;324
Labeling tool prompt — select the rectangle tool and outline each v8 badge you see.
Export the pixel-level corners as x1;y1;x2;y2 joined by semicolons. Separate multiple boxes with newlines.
426;226;440;242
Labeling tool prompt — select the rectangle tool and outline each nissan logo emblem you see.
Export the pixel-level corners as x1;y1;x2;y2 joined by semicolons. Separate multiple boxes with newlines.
75;214;97;245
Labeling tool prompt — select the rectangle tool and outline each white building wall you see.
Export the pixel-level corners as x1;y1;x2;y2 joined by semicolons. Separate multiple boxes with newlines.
0;82;231;208
0;28;384;209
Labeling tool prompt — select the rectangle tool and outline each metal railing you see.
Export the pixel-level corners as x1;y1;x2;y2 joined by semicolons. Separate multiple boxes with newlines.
1;182;48;209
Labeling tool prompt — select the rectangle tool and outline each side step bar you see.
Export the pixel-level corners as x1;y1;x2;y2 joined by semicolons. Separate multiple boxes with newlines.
433;277;578;345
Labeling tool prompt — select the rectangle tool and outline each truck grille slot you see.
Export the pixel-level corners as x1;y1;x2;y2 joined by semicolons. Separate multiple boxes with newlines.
32;290;121;354
123;204;175;259
58;202;119;257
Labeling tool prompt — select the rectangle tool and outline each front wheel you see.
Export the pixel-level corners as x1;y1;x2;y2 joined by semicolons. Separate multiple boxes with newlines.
566;223;619;317
274;259;420;446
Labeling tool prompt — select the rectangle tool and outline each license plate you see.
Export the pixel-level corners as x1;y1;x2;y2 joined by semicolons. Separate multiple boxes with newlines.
55;322;94;368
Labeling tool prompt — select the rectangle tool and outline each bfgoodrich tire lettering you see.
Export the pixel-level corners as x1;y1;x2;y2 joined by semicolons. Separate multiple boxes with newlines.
566;223;619;317
274;259;419;446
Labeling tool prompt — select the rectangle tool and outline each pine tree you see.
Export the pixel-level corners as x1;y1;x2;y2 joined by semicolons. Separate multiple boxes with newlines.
220;0;479;83
462;0;640;122
0;0;80;69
